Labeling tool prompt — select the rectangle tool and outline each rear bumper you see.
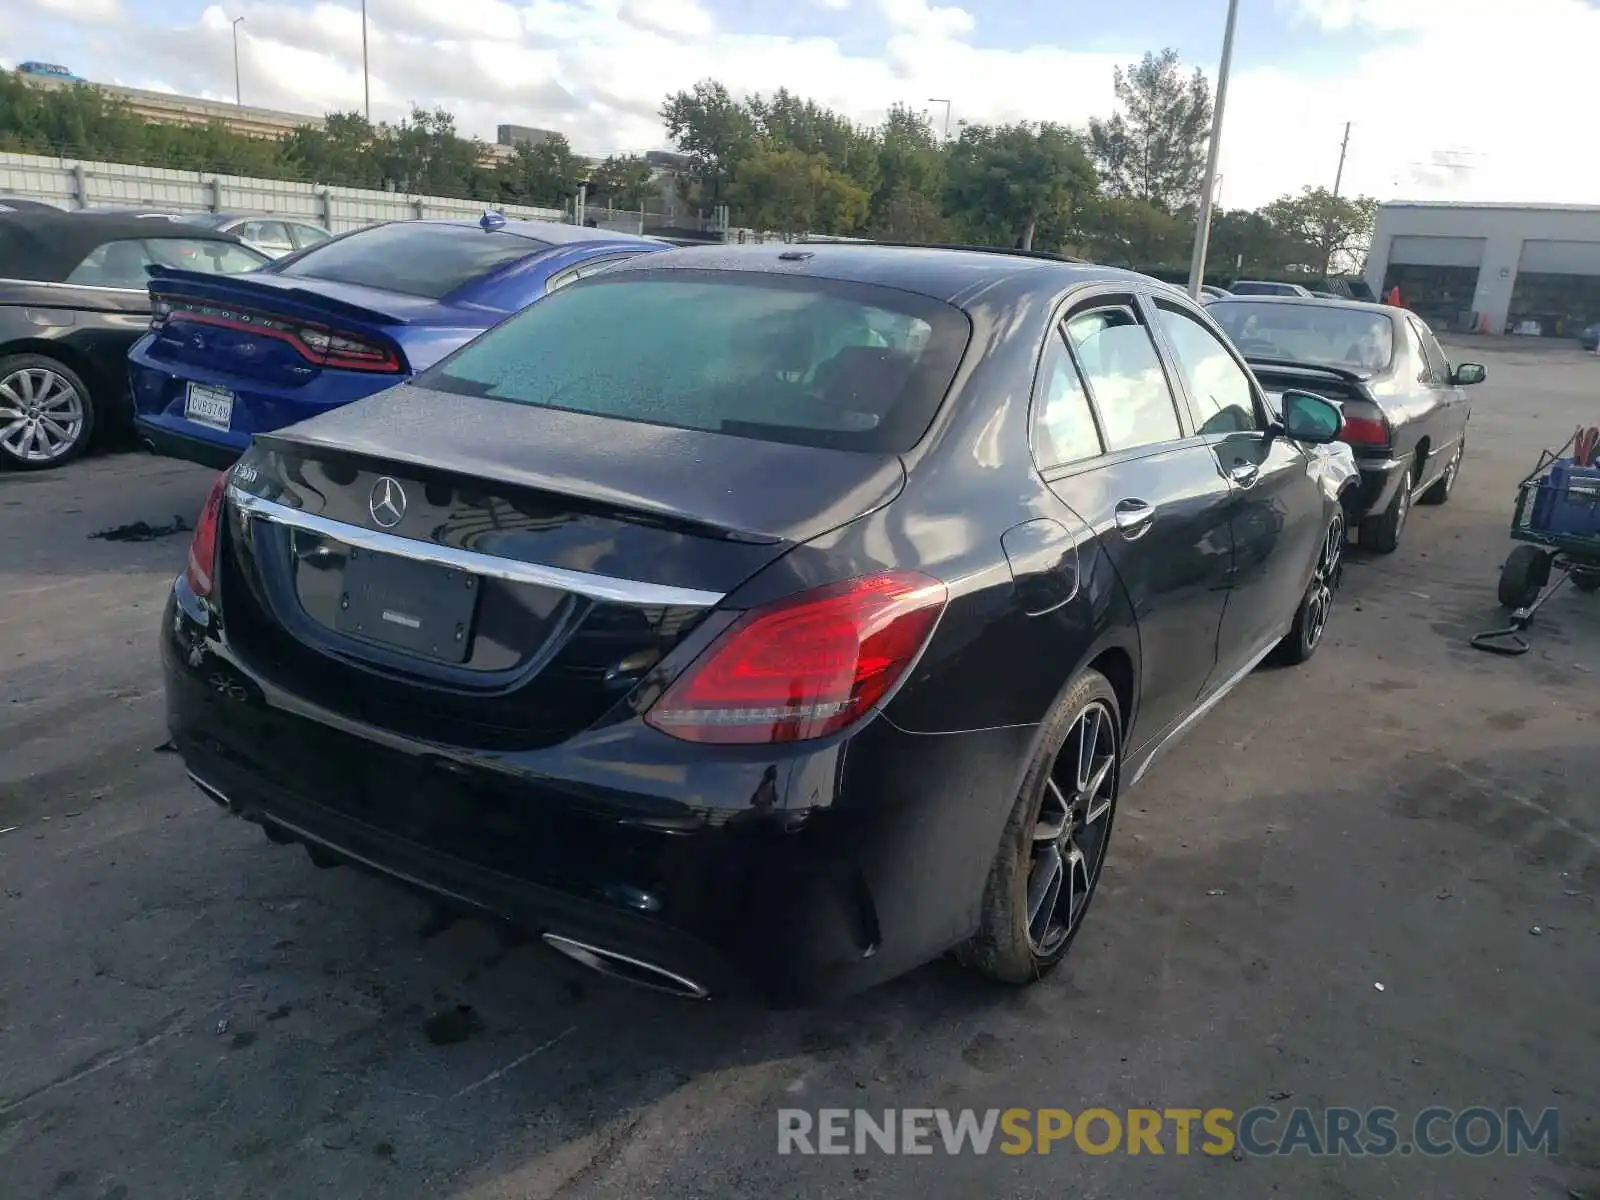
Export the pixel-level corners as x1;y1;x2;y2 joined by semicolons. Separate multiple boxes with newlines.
1347;453;1413;518
160;577;1034;1004
135;415;245;469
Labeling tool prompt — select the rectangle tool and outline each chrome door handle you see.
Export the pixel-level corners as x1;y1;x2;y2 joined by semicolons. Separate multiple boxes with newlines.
1114;500;1156;539
1229;461;1260;487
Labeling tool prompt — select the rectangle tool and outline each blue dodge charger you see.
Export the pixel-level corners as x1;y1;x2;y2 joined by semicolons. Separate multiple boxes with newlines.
130;214;666;467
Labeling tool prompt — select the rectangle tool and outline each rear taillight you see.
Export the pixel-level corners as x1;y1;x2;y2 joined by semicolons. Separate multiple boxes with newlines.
186;470;229;599
645;571;948;745
1337;400;1391;448
297;327;403;373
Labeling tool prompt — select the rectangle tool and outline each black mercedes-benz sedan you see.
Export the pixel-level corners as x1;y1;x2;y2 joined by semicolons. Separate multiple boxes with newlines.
1209;295;1485;554
162;244;1356;1003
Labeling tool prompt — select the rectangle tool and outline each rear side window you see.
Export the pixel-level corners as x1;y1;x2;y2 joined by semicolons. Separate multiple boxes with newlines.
237;219;294;255
1065;305;1183;451
66;237;264;287
276;223;547;298
544;253;639;294
1032;326;1103;467
420;271;972;453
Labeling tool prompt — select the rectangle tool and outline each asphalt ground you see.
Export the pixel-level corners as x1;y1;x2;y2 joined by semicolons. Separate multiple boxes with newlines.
2;338;1596;1199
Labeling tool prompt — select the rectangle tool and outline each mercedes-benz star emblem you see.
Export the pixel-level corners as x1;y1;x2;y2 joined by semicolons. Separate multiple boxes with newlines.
368;476;407;528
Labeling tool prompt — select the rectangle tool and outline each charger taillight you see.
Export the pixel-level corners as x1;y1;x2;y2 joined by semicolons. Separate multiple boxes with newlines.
644;572;948;745
153;300;403;373
186;470;229;599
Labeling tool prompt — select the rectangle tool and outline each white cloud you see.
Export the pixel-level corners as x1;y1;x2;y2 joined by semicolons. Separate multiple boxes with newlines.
617;0;716;39
11;0;1600;210
812;0;852;9
878;0;974;39
34;0;122;19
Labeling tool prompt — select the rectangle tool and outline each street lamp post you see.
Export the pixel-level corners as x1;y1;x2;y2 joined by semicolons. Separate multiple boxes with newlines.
927;98;952;142
361;0;371;121
231;16;244;106
1186;0;1240;300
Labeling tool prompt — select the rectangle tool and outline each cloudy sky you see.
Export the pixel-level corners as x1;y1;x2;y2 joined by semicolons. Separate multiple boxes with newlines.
2;0;1590;209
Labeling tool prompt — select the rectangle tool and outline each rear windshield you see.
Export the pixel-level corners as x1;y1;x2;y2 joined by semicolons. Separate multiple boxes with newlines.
275;223;547;298
1212;300;1395;372
1229;281;1299;296
418;271;973;452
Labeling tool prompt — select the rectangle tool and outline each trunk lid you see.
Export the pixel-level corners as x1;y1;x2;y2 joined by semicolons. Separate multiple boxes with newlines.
144;267;439;386
218;390;906;750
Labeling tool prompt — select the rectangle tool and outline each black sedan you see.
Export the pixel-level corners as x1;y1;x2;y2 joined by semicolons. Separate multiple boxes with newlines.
0;211;267;469
1209;295;1485;553
162;245;1355;1003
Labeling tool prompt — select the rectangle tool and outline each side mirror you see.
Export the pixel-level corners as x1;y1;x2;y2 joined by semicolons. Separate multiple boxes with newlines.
1281;389;1344;444
1452;362;1486;386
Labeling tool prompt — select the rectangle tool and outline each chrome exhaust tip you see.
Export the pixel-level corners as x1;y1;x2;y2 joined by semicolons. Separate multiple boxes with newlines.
187;769;232;809
541;933;710;1000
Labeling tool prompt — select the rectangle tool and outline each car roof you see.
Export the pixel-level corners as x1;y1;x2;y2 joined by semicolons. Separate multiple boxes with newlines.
424;216;658;247
0;210;255;282
1209;294;1397;316
596;242;1158;306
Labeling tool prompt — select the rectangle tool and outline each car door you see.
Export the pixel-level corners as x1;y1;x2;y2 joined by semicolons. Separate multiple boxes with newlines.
1406;314;1468;484
1148;294;1327;674
1040;293;1236;752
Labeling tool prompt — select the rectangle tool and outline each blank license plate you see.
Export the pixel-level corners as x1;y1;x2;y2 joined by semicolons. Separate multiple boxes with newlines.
334;547;479;664
184;383;235;431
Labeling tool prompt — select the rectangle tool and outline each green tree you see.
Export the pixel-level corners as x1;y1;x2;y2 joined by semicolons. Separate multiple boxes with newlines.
726;144;869;235
282;111;381;187
374;107;483;198
660;79;758;209
1088;49;1213;212
1260;186;1380;277
748;88;880;196
942;122;1097;251
1206;208;1299;279
496;134;583;207
1077;195;1188;268
869;104;943;234
588;154;656;209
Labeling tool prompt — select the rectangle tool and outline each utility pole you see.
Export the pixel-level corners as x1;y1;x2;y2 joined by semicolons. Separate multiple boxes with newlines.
1322;120;1352;279
361;0;371;121
231;17;244;106
927;98;951;142
1187;0;1240;300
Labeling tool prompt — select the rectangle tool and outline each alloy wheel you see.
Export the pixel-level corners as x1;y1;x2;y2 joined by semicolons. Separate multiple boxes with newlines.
0;367;86;464
1026;699;1119;956
1304;513;1344;651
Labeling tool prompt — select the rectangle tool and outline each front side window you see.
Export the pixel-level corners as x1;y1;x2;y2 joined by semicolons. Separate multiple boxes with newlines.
290;224;331;249
1065;305;1183;451
1154;303;1261;436
238;220;294;255
420;271;971;453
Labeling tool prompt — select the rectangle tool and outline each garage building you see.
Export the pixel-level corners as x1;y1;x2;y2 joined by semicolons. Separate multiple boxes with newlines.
1364;201;1600;338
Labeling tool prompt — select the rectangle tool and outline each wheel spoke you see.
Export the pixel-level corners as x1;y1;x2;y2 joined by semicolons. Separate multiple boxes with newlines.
1075;707;1100;792
1034;778;1069;842
14;371;36;403
0;381;22;409
1026;846;1063;944
40;415;73;447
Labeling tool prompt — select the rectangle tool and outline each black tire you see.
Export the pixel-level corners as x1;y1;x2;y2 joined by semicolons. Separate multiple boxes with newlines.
1360;464;1412;554
1271;510;1344;666
1498;545;1551;609
0;352;96;471
1572;570;1600;595
960;669;1122;986
1419;441;1463;505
